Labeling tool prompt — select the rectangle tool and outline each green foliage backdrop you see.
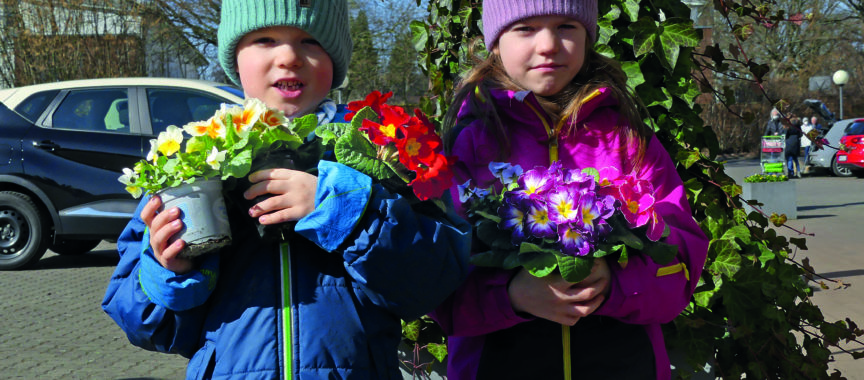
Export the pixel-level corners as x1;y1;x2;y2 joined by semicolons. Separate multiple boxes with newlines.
409;0;864;378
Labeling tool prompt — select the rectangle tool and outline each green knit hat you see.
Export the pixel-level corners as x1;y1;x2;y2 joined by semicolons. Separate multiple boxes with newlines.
218;0;352;89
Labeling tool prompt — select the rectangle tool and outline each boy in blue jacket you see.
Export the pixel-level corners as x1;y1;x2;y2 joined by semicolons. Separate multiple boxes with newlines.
101;1;471;378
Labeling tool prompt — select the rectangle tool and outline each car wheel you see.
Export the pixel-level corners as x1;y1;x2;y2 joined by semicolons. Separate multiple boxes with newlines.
831;155;854;177
49;239;101;255
0;192;49;270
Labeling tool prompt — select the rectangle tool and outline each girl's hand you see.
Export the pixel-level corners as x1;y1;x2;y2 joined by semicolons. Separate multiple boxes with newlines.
141;196;193;274
508;258;611;326
244;168;318;225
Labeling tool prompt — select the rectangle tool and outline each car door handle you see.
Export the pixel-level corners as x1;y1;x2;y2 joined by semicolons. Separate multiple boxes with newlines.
33;140;60;151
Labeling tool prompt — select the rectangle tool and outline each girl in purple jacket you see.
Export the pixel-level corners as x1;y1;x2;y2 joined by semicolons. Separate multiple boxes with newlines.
431;0;709;379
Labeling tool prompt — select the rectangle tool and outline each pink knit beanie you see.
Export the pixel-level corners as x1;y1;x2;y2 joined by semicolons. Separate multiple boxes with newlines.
482;0;598;50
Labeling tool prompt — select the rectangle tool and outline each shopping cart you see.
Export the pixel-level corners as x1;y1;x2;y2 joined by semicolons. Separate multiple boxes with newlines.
760;136;785;174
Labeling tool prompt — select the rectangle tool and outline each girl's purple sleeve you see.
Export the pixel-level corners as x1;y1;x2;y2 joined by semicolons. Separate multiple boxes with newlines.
595;136;709;323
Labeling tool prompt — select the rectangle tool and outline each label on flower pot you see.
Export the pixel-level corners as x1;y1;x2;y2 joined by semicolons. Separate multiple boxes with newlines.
159;178;232;258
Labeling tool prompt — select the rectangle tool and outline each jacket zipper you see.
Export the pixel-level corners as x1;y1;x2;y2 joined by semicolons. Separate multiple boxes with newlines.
279;242;294;380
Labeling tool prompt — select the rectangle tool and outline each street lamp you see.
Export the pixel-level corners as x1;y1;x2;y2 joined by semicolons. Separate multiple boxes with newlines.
833;70;850;120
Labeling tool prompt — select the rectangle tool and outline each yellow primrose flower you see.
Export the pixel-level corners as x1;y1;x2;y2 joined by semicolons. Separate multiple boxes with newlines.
205;147;227;170
156;125;184;157
184;116;226;139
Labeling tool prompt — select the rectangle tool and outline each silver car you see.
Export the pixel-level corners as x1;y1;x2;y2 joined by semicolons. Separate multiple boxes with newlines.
807;118;859;177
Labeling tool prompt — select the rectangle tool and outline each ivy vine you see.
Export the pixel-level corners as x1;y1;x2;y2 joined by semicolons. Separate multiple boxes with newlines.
407;0;864;379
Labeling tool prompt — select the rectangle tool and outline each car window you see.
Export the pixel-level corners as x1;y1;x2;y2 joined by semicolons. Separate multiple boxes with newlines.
147;89;228;135
217;85;244;100
845;122;864;135
14;90;60;123
51;89;130;133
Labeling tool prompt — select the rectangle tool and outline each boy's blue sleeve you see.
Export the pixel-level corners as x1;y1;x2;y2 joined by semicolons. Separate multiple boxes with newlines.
295;161;372;251
101;196;214;358
295;161;472;321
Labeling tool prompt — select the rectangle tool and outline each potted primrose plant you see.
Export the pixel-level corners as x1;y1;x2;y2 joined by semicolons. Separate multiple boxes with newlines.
741;173;797;221
118;98;317;257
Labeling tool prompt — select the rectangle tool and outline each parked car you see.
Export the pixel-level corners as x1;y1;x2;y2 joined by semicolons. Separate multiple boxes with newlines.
836;120;864;172
806;118;858;177
0;78;244;269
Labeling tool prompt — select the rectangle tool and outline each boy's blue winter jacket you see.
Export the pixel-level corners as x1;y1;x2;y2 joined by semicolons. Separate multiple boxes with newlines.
102;110;471;379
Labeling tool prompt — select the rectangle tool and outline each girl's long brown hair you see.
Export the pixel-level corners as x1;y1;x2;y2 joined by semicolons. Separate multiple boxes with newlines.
443;36;653;169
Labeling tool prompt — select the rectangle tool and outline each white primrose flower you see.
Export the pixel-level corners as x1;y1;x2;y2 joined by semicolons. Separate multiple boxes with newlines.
184;116;226;139
146;139;158;162
205;147;227;170
118;168;142;198
156;125;184;157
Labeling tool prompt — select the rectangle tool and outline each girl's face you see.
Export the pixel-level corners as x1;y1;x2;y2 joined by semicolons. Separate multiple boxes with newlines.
493;15;587;97
236;26;333;118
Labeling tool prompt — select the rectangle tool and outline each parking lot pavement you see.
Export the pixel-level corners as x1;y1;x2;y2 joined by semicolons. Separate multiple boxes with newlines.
3;158;863;379
0;242;187;379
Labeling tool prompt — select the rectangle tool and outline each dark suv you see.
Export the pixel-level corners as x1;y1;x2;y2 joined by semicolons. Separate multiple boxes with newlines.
0;78;243;269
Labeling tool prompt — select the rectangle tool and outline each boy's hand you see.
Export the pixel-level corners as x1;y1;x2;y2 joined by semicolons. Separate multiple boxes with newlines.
508;258;610;326
245;168;318;225
141;196;194;274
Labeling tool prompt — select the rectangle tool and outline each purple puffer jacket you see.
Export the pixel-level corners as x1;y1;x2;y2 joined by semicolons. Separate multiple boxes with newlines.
432;88;709;380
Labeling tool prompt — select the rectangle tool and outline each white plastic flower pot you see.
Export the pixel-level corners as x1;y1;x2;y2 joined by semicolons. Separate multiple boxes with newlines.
158;178;231;258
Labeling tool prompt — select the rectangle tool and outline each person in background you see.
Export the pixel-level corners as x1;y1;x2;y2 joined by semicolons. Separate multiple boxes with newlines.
764;108;783;136
785;117;803;178
801;117;814;174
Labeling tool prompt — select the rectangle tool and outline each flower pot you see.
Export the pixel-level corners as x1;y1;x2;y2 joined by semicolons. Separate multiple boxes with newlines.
224;148;299;242
742;180;797;219
158;178;232;258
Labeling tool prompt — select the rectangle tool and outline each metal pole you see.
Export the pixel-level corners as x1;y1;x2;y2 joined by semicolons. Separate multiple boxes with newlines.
840;86;844;120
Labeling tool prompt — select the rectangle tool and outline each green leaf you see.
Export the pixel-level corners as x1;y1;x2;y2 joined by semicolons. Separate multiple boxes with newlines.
581;167;600;182
469;250;515;268
334;128;395;180
402;319;422;341
290;114;318;140
630;17;658;58
621;61;645;90
657;18;700;71
426;342;447;363
518;243;559;277
556;254;594;283
221;149;253;179
474;210;501;223
709;240;742;278
410;20;429;52
622;0;640;22
641;240;678;265
721;225;752;246
315;122;348;147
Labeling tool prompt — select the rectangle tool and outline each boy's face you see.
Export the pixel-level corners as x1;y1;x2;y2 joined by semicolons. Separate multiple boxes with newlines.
236;26;333;118
493;15;587;97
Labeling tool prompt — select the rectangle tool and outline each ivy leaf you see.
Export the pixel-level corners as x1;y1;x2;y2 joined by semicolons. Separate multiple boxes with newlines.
401;319;422;341
426;342;448;363
630;17;658;58
721;225;752;246
557;254;594;283
709;240;742;278
622;0;640;22
410;20;428;52
789;237;808;250
621;60;646;90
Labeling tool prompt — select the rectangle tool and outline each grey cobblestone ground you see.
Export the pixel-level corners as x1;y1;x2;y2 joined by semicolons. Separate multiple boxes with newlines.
0;246;187;380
